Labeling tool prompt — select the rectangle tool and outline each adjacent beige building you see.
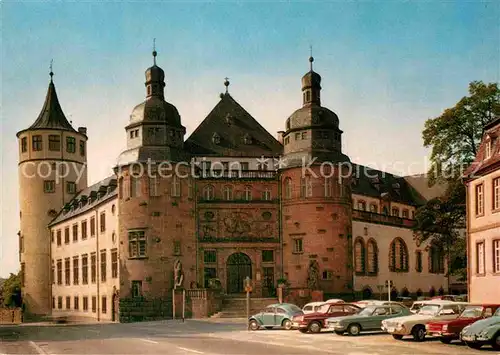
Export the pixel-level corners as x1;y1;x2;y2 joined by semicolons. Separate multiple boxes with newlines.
49;177;119;321
464;118;500;303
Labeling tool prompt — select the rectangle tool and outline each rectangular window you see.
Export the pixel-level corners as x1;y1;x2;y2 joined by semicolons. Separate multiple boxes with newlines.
240;162;249;171
324;177;332;197
64;227;70;244
90;216;96;237
477;241;485;275
295;132;300;140
300;178;306;198
284;136;290;145
262;187;271;201
173;241;181;256
171;176;181;197
82;254;88;284
293;239;303;253
402;209;409;218
74;296;79;310
66;181;76;194
64;258;71;285
51;260;55;284
111;249;118;278
73;256;79;285
131;281;143;298
188;179;193;199
322;270;333;280
21;137;27;152
66;136;76;153
52;297;55;309
301;131;307;139
65;296;70;310
83;296;89;311
32;135;43;151
102;296;107;314
494;178;500;211
100;249;107;282
149;176;159;197
476;184;484;216
72;224;78;242
91;296;97;313
100;212;106;232
204;267;217;287
494;240;500;273
81;220;88;240
392;208;399;217
58;296;63;309
57;259;62;285
262;250;274;263
204;250;217;264
79;140;86;156
91;252;97;283
48;135;61;151
20;263;25;287
128;230;147;258
44;180;55;193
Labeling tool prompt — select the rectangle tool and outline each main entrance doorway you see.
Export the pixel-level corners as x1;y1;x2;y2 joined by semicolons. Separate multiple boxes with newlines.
226;253;252;294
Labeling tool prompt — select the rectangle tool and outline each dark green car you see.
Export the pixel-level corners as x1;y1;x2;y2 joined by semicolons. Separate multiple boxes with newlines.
248;303;303;331
460;308;500;350
327;304;411;336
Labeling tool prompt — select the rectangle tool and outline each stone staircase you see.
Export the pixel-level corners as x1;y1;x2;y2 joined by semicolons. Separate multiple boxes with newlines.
212;297;278;318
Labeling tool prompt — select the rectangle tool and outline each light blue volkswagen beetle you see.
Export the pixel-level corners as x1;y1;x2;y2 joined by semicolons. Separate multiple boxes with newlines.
248;303;303;330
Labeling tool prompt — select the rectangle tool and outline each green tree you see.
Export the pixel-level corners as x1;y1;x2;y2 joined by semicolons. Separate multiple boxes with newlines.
1;272;22;308
415;81;499;290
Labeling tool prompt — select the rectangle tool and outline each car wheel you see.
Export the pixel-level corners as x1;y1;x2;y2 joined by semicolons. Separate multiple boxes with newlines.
440;337;452;344
299;328;308;333
334;330;344;335
412;325;426;342
491;332;500;351
248;320;260;331
308;321;322;334
392;334;404;340
282;319;293;330
347;324;361;336
466;342;482;350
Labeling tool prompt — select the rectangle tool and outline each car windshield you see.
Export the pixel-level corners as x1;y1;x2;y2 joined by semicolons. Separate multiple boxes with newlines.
418;305;440;316
316;304;330;313
411;303;423;311
288;305;302;313
460;306;484;318
357;307;375;316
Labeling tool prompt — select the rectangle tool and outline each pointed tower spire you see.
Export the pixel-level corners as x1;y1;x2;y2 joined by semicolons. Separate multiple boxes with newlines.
224;77;230;94
145;39;165;99
49;59;54;83
153;38;157;65
309;45;314;71
301;53;321;106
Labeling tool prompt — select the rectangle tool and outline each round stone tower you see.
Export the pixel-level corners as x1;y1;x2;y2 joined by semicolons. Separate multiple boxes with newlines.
281;57;353;296
17;71;88;316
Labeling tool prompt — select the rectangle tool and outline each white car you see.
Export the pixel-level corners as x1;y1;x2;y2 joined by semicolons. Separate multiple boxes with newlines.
325;299;344;304
381;301;468;341
302;302;326;314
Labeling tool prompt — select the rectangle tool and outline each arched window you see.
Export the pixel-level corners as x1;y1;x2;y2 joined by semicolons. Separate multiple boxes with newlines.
118;177;124;199
369;204;378;213
415;250;423;273
284;178;292;199
354;238;366;275
262;186;271;201
392;207;399;217
244;185;252;201
171;176;181;197
130;176;141;198
429;244;445;274
223;185;233;200
389;238;409;272
358;200;366;211
203;185;214;201
366;239;378;275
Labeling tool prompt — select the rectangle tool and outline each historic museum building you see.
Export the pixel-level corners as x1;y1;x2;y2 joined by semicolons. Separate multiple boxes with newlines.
18;52;450;319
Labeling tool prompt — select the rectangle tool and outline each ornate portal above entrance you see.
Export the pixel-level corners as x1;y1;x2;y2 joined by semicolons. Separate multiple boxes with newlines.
226;252;252;294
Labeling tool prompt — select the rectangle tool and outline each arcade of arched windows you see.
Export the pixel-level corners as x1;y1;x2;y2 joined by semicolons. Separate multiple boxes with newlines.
354;237;379;276
389;237;409;272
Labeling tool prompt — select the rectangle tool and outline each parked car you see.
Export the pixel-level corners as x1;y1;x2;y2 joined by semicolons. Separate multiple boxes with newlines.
327;304;412;336
248;303;303;331
292;303;360;333
395;297;413;307
410;300;433;314
426;304;500;344
325;299;344;304
460;307;500;350
381;301;468;341
302;302;327;314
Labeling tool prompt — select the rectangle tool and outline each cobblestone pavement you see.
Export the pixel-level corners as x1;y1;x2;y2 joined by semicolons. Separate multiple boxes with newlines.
0;319;498;355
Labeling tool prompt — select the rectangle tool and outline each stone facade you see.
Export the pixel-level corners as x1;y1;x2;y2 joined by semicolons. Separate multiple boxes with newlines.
464;118;500;303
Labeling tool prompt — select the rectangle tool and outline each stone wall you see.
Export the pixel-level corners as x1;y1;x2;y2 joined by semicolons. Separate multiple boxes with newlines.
119;297;172;323
0;308;22;324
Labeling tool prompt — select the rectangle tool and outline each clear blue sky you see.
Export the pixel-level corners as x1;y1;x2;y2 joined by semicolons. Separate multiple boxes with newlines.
1;1;499;277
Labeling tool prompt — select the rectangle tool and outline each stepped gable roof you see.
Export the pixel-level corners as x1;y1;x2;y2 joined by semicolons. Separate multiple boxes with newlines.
49;176;117;227
184;93;283;157
18;81;77;137
351;164;427;206
464;117;500;180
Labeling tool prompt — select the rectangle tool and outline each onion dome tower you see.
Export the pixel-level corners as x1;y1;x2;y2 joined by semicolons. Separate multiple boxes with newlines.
17;66;88;316
280;56;353;296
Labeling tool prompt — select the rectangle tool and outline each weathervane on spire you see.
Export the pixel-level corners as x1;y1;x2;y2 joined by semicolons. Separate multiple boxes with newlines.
224;77;230;94
152;38;157;65
49;59;54;82
309;45;314;71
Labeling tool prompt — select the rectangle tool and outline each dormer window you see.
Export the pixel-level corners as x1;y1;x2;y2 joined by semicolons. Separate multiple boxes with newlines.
243;134;252;145
225;113;233;126
212;133;221;145
485;139;492;159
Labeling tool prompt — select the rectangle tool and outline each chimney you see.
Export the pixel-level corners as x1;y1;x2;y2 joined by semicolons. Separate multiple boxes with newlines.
78;127;87;135
277;131;285;144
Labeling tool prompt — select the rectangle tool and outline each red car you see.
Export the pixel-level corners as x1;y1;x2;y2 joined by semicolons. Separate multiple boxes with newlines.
426;304;500;344
292;303;360;333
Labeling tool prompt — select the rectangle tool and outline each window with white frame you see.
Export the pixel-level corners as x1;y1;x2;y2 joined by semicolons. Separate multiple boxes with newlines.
203;185;214;200
171;176;181;197
493;178;500;211
293;238;303;253
284;178;292;199
223;185;233;200
262;186;271;201
485;140;492;159
129;230;147;258
244;185;252;201
149;176;159;197
494;240;500;273
324;177;332;197
475;184;484;216
476;241;485;275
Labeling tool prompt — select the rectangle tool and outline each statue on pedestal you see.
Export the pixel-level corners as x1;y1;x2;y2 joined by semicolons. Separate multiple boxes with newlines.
174;259;184;290
307;260;320;290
